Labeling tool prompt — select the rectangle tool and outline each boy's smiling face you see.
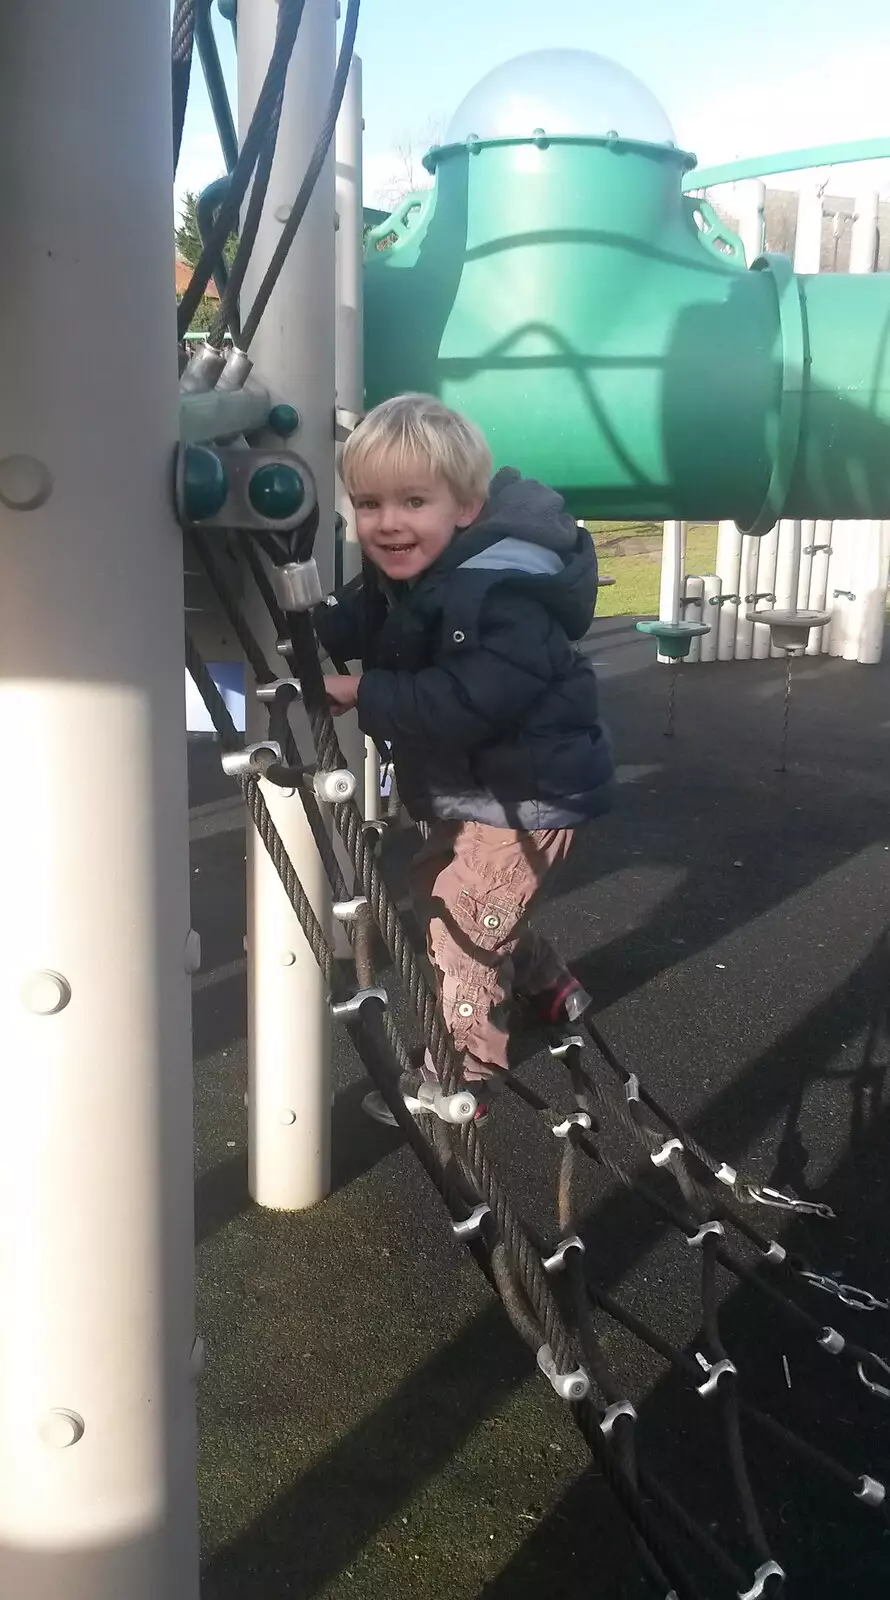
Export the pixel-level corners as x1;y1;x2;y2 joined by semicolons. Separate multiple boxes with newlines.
352;470;484;582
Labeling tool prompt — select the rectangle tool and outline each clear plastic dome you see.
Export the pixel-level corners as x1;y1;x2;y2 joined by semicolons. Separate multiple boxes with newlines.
444;50;675;148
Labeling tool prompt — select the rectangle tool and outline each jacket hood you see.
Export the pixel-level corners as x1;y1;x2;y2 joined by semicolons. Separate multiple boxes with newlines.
472;466;580;554
430;467;599;640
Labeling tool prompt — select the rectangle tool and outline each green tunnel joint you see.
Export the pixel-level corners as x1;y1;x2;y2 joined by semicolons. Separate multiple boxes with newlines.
736;254;807;538
422;134;697;175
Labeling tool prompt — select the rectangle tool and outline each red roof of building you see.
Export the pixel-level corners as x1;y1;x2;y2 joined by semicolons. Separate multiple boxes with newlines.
175;255;220;300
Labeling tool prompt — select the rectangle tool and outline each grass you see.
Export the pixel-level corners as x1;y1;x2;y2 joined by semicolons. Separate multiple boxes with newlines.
589;522;718;618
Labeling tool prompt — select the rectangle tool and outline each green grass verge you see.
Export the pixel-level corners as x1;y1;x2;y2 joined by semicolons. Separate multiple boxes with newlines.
588;522;718;618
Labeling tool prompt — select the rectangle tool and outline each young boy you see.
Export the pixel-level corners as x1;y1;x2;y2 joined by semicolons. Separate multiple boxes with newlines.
315;393;612;1116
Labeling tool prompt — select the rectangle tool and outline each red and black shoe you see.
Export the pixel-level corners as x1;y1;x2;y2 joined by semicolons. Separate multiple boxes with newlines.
515;975;591;1029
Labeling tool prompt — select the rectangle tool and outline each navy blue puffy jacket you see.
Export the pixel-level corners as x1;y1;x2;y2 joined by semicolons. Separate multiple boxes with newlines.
314;468;613;828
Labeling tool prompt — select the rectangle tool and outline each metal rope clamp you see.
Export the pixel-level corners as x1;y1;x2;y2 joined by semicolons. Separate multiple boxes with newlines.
276;558;324;614
651;1137;684;1168
536;1344;590;1402
600;1399;637;1437
552;1112;592;1138
221;740;283;778
332;897;369;924
686;1221;725;1249
855;1475;887;1508
313;768;357;803
695;1352;738;1398
451;1203;491;1241
330;987;388;1020
543;1236;586;1274
256;677;302;704
819;1326;846;1356
738;1560;786;1600
404;1081;477;1126
547;1033;585;1060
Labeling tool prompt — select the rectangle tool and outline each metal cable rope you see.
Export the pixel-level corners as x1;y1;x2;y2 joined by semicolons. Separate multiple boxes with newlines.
172;0;198;178
239;0;362;347
176;0;306;339
185;617;890;1596
206;1;307;347
184;625;709;1598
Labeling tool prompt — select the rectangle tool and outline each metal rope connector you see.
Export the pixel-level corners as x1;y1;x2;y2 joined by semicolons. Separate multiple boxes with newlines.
738;1560;786;1600
762;1241;787;1265
543;1235;586;1274
332;896;369;923
686;1221;725;1249
695;1353;737;1398
857;1351;890;1401
624;1073;641;1104
746;1185;835;1220
404;1081;477;1126
715;1161;738;1187
255;677;302;703
819;1327;846;1356
277;558;324;613
800;1271;889;1312
313;768;357;803
221;740;283;778
330;987;388;1020
552;1112;592;1138
548;1033;585;1060
600;1399;637;1437
856;1475;887;1508
651;1137;684;1168
451;1203;490;1241
536;1344;590;1402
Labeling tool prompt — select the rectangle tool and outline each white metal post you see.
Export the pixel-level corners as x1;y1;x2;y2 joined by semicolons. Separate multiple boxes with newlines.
806;520;834;657
715;520;743;660
771;519;802;657
683;575;705;662
699;574;721;662
657;520;685;663
239;0;337;1209
335;54;379;819
0;3;198;1597
849;193;885;664
737;180;766;265
751;524;779;659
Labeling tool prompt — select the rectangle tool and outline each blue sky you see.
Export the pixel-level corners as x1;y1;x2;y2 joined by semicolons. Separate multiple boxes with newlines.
177;0;890;215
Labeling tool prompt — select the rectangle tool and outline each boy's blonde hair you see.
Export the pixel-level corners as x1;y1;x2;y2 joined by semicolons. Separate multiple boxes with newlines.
340;393;492;503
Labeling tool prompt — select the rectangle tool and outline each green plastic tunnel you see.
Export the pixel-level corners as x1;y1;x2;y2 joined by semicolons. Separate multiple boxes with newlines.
363;51;890;530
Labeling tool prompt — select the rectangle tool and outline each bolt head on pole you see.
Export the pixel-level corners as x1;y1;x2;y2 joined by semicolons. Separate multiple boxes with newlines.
249;462;306;520
268;402;301;438
182;445;228;522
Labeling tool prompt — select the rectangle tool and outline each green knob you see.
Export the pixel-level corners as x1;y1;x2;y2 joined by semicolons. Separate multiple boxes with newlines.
183;446;227;522
268;402;300;438
249;462;305;520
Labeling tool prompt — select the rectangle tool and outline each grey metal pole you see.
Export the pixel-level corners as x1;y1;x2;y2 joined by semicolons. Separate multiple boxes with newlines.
239;0;336;1209
0;3;199;1597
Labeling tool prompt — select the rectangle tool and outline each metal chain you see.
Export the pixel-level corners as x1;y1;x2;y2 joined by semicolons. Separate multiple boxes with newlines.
665;659;679;738
779;650;794;773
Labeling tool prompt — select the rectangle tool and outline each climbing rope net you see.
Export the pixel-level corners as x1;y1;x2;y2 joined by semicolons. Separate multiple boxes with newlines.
174;6;890;1596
